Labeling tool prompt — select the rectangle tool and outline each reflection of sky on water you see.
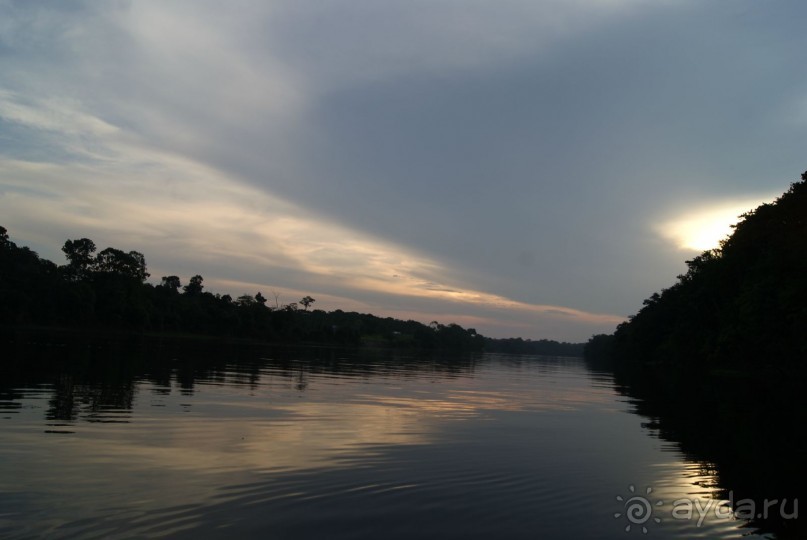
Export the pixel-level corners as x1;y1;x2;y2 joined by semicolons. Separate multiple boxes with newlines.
0;354;771;539
5;358;617;475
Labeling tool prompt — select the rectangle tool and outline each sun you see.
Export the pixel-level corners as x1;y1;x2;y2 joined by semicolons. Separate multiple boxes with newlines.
665;207;744;251
659;196;776;252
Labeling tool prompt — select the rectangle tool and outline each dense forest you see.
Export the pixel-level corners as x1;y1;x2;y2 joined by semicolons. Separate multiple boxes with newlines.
581;171;807;539
0;226;581;355
585;170;807;371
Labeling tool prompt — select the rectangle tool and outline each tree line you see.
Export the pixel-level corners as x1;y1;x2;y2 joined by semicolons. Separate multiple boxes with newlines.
585;170;807;373
0;228;580;354
581;171;807;539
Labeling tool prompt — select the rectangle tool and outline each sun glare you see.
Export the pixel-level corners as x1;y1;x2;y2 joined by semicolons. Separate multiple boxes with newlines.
660;197;776;252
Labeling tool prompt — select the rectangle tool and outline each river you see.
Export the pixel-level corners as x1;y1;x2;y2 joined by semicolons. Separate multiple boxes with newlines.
0;337;792;538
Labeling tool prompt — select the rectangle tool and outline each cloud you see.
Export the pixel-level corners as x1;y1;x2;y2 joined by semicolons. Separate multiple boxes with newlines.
0;150;622;338
0;88;620;340
259;0;656;91
0;90;118;137
3;0;806;341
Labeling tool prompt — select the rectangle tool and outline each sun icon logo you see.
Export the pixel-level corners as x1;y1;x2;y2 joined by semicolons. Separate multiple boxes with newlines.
614;485;664;533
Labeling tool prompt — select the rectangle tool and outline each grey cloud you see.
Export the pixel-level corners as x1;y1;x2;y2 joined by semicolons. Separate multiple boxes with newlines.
2;0;807;340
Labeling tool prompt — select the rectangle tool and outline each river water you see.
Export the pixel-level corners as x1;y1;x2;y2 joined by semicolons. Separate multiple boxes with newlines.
0;339;789;538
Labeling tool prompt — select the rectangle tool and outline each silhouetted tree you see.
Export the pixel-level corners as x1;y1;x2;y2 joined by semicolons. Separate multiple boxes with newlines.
300;295;315;311
236;294;255;306
183;275;204;296
160;275;181;293
61;238;96;281
94;248;149;281
595;169;807;371
0;230;547;352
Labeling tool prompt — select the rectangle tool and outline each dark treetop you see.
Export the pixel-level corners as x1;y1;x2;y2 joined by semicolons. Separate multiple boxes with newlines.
585;170;807;373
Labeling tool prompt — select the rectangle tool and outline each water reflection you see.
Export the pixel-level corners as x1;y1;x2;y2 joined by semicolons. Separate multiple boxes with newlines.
595;359;806;540
0;334;792;539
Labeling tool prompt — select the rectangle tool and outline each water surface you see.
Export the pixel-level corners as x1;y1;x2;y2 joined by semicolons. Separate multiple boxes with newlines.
0;339;780;538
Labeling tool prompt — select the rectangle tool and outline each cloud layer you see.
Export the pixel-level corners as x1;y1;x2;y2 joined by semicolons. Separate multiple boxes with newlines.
2;0;806;340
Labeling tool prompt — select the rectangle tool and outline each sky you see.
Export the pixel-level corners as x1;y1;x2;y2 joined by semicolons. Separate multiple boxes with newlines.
1;0;805;342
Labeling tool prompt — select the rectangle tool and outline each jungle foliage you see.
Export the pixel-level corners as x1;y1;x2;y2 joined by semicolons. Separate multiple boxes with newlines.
585;171;807;373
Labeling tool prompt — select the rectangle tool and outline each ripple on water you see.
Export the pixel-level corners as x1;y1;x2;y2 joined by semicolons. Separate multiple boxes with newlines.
0;352;776;539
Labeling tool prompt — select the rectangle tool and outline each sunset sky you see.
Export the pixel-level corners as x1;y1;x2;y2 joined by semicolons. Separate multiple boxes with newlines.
1;1;804;341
